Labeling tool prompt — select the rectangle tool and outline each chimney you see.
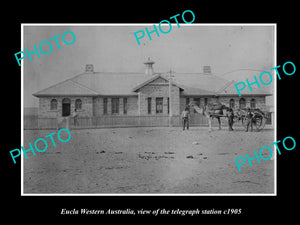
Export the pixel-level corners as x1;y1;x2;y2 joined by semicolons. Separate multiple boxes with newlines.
85;64;94;73
144;57;155;75
203;66;211;74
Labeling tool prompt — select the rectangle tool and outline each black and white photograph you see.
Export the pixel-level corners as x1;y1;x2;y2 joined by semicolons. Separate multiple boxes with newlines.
22;24;276;195
4;4;298;220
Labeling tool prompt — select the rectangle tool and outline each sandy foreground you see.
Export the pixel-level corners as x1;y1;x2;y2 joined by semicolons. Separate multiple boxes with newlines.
23;126;275;194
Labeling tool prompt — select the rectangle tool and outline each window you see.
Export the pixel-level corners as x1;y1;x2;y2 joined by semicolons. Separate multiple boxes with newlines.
111;98;119;114
193;98;200;106
239;98;246;109
229;99;235;109
75;99;82;110
147;97;152;114
103;98;107;114
50;99;57;110
123;98;127;114
156;98;163;114
250;99;256;109
186;97;190;106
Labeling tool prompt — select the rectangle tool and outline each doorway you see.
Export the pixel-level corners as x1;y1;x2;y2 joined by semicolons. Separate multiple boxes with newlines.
62;98;71;116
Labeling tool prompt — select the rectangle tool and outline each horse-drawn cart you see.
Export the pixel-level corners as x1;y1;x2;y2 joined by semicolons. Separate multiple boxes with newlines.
234;108;268;131
189;101;268;131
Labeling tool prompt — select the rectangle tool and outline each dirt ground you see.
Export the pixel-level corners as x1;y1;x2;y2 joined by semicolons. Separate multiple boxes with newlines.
23;126;275;194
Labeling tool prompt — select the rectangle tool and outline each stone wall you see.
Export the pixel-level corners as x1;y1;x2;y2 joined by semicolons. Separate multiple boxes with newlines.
218;96;266;110
37;94;267;118
92;96;138;116
139;84;180;115
179;96;214;114
179;96;267;114
38;96;93;118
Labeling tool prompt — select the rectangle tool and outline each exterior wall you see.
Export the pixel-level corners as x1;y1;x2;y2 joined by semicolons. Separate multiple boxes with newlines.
180;97;186;114
179;95;267;114
38;95;267;118
126;96;138;115
38;97;60;118
92;96;138;116
180;96;214;114
38;96;93;118
218;96;266;110
138;84;180;116
93;97;102;116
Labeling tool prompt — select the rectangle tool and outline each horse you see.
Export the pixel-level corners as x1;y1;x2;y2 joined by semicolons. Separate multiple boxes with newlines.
235;108;267;131
188;101;229;131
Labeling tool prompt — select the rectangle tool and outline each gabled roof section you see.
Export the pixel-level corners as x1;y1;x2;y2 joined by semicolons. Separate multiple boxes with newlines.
171;73;228;96
33;79;99;97
216;69;273;96
132;74;184;92
216;80;272;96
180;85;216;95
215;80;236;94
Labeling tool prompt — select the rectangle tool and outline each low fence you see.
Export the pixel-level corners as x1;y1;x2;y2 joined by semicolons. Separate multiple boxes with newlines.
24;115;204;129
24;113;272;130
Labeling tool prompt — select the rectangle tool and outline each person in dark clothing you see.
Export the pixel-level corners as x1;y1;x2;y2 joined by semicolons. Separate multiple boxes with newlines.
181;107;190;130
227;108;234;131
245;108;253;132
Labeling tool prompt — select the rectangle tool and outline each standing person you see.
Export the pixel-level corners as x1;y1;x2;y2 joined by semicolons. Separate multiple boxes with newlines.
181;107;190;131
227;107;234;131
73;108;78;127
245;108;253;132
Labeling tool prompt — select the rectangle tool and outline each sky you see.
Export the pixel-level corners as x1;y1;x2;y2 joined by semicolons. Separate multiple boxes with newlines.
23;24;275;107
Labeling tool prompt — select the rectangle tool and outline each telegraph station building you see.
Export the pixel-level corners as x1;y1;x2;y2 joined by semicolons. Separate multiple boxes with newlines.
33;59;272;119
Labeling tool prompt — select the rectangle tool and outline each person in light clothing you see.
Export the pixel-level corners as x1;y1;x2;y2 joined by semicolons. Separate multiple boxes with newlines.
73;109;79;127
181;107;190;131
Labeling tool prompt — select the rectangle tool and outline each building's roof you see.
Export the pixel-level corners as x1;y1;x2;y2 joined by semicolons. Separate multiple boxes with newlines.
33;70;272;97
72;72;149;96
216;80;272;96
33;78;99;97
216;69;274;96
172;73;228;95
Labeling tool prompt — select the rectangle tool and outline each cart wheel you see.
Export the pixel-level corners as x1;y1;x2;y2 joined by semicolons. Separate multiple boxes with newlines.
254;116;267;131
